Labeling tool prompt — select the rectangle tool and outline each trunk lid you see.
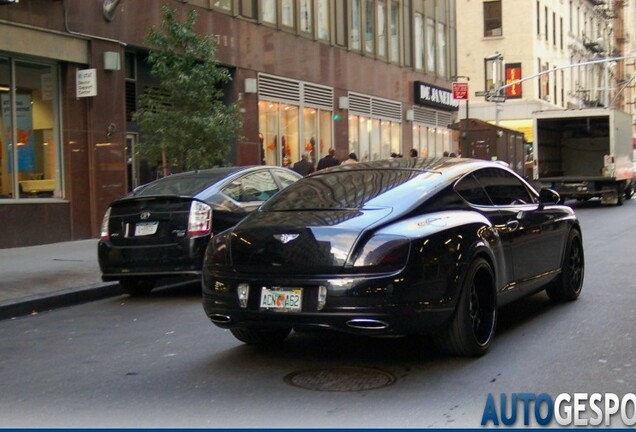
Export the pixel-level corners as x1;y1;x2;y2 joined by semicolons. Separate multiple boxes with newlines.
106;196;194;246
229;207;393;274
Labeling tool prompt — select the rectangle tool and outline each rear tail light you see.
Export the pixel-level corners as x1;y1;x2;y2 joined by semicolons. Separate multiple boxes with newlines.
100;207;112;241
187;200;212;238
351;234;411;272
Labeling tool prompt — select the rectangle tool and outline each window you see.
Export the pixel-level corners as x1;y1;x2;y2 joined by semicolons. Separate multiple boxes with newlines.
414;13;424;70
212;0;232;11
544;6;548;41
239;0;257;19
437;21;447;78
425;17;435;74
377;0;387;58
317;0;330;41
474;168;534;206
335;1;348;46
0;58;61;200
351;0;361;50
281;0;295;28
364;0;374;55
483;1;502;37
560;17;563;49
455;174;492;206
536;1;540;36
224;171;279;203
389;0;399;63
299;0;312;34
552;12;556;45
262;0;277;24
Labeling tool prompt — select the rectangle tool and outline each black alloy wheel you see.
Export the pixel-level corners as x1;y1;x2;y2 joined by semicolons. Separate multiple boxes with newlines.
434;257;497;357
546;229;584;301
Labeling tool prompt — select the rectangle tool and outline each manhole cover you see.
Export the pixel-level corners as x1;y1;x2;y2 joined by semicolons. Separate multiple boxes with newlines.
284;367;396;392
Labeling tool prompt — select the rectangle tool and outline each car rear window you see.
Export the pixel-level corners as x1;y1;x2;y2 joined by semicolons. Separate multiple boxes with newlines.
261;169;438;210
133;173;228;197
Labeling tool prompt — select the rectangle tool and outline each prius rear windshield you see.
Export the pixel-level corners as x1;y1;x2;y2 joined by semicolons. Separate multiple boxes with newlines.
133;173;227;197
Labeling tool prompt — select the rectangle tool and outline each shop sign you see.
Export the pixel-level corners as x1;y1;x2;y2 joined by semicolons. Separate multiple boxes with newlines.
414;81;459;111
76;69;97;98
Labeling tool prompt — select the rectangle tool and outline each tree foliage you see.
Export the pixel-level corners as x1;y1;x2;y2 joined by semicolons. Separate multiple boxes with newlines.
133;6;242;172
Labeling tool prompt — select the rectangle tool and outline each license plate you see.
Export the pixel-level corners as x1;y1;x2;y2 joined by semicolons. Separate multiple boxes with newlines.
134;221;159;236
260;287;302;312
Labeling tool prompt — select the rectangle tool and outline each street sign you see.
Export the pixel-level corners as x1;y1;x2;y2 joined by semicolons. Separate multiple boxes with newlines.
452;82;469;100
475;91;488;97
487;94;506;103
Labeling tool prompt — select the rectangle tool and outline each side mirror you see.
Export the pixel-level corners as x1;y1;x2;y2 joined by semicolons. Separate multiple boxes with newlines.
538;188;560;205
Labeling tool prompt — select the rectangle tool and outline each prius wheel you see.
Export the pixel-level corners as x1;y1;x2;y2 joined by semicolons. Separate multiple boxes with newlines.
546;229;584;301
230;327;291;346
120;278;155;296
434;257;497;357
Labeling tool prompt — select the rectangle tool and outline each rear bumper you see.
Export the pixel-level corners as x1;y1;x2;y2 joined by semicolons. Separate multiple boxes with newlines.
98;236;209;280
202;271;455;336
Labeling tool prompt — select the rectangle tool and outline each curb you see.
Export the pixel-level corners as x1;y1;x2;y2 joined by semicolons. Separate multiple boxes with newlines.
0;282;122;321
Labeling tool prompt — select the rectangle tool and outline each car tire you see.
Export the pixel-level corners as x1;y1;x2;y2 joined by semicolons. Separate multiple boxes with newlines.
120;278;155;296
434;257;497;357
230;327;291;345
545;229;584;302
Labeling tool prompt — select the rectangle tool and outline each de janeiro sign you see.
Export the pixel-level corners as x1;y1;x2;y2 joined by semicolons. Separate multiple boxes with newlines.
414;81;459;111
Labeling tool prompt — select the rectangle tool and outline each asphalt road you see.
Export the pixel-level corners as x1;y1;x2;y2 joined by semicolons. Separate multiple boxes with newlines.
1;199;635;428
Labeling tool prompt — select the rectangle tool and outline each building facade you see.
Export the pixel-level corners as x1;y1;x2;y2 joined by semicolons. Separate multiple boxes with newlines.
0;0;458;248
455;0;617;144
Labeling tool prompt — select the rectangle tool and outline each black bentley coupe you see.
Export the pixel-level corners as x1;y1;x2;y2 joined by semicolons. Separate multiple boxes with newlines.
98;165;301;296
202;158;584;356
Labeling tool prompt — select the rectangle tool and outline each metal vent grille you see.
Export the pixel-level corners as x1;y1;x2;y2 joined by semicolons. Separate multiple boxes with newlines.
371;98;402;121
258;74;301;103
437;111;452;128
413;107;438;125
348;93;372;115
304;83;333;109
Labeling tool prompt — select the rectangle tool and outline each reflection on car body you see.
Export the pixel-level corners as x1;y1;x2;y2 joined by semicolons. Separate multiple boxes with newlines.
98;166;301;296
202;158;585;356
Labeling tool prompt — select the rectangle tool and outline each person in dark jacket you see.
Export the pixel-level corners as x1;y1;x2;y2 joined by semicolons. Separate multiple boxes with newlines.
292;153;315;176
317;148;340;171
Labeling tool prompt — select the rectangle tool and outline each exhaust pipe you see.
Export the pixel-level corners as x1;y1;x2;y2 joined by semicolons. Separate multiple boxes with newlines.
346;318;390;330
209;314;231;324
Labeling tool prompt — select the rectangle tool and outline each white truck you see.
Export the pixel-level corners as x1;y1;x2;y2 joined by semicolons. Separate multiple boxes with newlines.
532;108;634;205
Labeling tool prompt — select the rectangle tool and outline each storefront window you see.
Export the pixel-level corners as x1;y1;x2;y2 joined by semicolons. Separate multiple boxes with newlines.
319;110;332;161
348;115;359;156
280;104;299;167
348;114;401;161
259;99;332;168
303;108;317;164
0;58;60;199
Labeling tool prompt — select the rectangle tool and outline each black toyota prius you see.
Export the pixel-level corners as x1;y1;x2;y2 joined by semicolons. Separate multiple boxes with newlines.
98;165;301;296
202;157;584;357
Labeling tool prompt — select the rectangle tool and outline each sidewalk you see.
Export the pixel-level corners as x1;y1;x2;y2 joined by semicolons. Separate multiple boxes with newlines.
0;239;122;320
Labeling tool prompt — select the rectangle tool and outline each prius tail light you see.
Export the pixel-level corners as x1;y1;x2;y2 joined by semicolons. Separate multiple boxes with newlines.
100;207;112;241
187;200;212;238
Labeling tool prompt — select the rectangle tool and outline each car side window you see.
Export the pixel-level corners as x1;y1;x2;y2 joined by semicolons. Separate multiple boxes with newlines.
473;168;535;206
273;169;300;189
455;173;493;206
223;171;279;203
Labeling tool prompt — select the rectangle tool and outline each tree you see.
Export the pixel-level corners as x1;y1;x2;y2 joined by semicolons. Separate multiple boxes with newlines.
133;6;242;173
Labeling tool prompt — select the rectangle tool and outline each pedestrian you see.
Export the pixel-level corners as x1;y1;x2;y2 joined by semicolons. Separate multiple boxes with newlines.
341;152;359;165
292;153;315;176
409;148;418;158
443;151;450;157
282;156;292;168
317;148;340;170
